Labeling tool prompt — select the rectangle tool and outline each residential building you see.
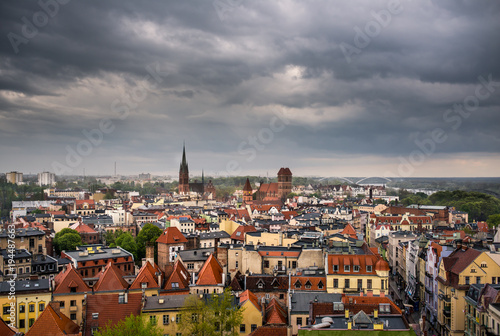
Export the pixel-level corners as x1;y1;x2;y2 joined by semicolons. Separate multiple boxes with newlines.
37;171;56;186
289;292;341;335
189;254;225;294
0;227;46;256
6;171;23;185
156;226;188;271
239;290;263;335
24;301;80;336
141;294;190;335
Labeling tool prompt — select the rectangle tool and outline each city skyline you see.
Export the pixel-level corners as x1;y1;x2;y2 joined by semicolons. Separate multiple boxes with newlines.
1;1;499;178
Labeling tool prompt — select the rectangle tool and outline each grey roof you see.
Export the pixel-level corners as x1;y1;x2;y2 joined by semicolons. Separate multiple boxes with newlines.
178;248;215;262
63;245;133;262
290;293;342;314
352;310;372;325
0;248;31;260
31;254;58;265
142;294;190;311
0;278;50;293
199;231;230;240
0;227;45;238
314;316;407;330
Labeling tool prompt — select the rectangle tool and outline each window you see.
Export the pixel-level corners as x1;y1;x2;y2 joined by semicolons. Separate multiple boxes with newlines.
29;304;35;312
92;313;99;319
240;324;246;333
171;282;179;288
176;314;181;323
251;324;257;332
19;319;25;329
264;260;270;268
476;277;481;284
333;279;338;288
305;280;312;289
358;279;362;290
163;315;170;325
354;265;360;272
118;294;125;304
279;294;285;299
318;281;324;289
295;280;302;289
29;318;35;327
150;316;157;324
481;262;487;268
344;265;350;272
278;260;283;267
3;307;9;315
367;265;372;272
39;303;45;312
345;279;350;288
19;304;25;313
333;265;339;272
471;268;476;273
465;276;470;285
70;287;76;293
297;317;303;326
493;277;497;285
187;263;194;270
367;279;372;290
292;261;297;269
60;301;65;308
235;261;239;268
70;300;77;307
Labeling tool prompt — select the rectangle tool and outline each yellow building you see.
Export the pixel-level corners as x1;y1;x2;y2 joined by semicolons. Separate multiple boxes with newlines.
245;231;297;247
219;219;240;236
437;246;500;336
238;290;262;335
141;294;189;335
0;277;51;334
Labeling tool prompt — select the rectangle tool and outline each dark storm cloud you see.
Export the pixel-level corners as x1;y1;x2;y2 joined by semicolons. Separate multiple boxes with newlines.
0;0;499;176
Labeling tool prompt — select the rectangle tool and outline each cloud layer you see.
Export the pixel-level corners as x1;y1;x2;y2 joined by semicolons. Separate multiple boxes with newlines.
1;0;499;177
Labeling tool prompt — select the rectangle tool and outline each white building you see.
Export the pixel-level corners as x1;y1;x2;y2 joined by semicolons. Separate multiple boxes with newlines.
37;172;56;186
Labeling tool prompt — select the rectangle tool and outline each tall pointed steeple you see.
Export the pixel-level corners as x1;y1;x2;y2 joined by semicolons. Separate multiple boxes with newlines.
179;142;190;194
180;142;189;173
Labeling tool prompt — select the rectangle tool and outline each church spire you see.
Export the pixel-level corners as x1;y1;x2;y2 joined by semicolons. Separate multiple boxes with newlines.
180;142;188;173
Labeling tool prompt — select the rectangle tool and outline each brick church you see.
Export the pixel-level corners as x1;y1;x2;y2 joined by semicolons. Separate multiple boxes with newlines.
252;167;292;201
178;144;216;196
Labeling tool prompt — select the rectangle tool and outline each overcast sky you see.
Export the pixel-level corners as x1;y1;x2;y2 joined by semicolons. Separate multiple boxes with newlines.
1;0;499;178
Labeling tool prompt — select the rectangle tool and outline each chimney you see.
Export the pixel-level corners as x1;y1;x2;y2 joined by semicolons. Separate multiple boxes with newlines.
146;243;154;265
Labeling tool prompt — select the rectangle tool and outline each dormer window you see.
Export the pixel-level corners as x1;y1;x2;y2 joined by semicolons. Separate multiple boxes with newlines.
294;280;302;289
344;265;350;272
305;280;312;289
318;281;324;289
333;265;339;272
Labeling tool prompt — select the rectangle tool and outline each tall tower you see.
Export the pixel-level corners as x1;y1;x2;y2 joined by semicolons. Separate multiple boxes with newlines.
277;167;292;200
178;143;190;194
242;178;253;203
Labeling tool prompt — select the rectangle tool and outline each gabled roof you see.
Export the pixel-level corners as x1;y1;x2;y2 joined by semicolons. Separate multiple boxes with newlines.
129;261;161;290
240;289;261;312
69;222;97;234
246;275;289;292
25;302;80;336
156;226;188;244
84;293;142;336
93;262;129;292
231;225;257;241
196;254;223;286
265;298;287;324
243;178;253;192
0;318;16;336
53;263;91;294
164;259;190;290
277;167;292;176
341;224;357;239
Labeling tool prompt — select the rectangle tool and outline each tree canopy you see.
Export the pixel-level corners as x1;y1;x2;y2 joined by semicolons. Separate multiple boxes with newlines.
54;228;82;254
136;223;163;262
95;314;162;336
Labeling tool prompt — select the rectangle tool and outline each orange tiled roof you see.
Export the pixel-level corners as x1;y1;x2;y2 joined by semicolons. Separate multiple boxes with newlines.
156;226;188;244
290;276;326;291
239;289;261;312
69;222;97;234
0;318;16;336
25;302;80;336
164;259;190;291
130;261;162;290
196;254;223;286
265;298;287;325
93;262;129;292
327;254;382;275
231;225;257;241
84;293;142;335
341;224;357;239
53;264;91;294
249;326;287;336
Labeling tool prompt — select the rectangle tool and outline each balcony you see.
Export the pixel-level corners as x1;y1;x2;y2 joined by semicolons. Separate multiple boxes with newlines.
273;265;286;274
438;294;451;303
443;306;451;318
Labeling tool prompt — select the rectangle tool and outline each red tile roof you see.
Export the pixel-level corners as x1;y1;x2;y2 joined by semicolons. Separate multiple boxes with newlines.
84;293;142;335
69;222;97;234
240;289;261;312
341;224;357;239
243;178;253;192
156;226;188;244
258;250;301;257
53;263;91;294
249;326;288;336
290;276;326;291
0;318;16;336
129;261;161;290
93;262;129;292
164;259;191;291
327;254;382;275
196;254;223;286
25;302;80;336
231;225;257;241
225;208;251;221
265;298;287;325
342;295;401;315
277;167;292;176
478;221;489;232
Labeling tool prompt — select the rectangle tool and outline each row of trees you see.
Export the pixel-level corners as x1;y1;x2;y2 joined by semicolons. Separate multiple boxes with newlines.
96;288;243;336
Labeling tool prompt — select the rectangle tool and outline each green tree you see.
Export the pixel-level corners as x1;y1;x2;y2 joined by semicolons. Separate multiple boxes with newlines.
95;314;162;336
136;224;163;263
115;232;138;261
54;228;82;254
181;288;244;336
104;191;114;199
487;214;500;228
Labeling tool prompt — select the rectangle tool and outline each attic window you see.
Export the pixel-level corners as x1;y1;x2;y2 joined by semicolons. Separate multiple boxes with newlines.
141;282;147;289
294;280;302;289
305;280;312;289
172;282;179;288
236;232;241;236
318;281;324;289
481;263;487;268
271;279;279;288
257;280;264;289
471;268;476;273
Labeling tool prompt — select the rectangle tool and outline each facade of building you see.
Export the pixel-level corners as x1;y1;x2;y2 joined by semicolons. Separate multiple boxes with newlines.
37;172;56;186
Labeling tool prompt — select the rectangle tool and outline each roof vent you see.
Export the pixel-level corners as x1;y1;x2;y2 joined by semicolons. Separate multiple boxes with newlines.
112;249;121;254
159;299;165;304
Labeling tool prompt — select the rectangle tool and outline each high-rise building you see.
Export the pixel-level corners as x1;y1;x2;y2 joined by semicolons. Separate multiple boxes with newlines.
6;171;23;185
37;171;56;186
